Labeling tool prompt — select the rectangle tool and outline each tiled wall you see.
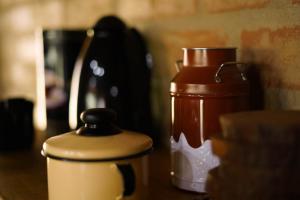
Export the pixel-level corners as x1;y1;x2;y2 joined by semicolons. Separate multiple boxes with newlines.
0;0;300;143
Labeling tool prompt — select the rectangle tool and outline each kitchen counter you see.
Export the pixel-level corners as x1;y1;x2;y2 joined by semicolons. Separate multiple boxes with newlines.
0;132;208;200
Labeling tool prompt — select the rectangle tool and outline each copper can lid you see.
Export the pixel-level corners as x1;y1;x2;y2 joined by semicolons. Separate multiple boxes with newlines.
171;48;249;96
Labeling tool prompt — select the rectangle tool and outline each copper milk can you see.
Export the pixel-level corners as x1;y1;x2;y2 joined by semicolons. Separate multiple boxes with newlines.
170;48;249;193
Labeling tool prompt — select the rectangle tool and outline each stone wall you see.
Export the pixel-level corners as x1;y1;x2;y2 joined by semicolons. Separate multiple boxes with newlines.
0;0;299;143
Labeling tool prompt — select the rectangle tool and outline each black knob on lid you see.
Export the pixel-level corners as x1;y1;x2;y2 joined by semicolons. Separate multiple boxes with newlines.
80;108;117;124
76;108;121;136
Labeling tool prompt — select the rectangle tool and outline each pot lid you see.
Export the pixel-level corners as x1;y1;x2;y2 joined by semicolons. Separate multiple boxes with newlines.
42;108;153;161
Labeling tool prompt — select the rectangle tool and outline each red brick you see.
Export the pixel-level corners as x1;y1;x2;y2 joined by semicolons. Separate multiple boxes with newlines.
203;0;270;13
0;0;30;8
1;4;36;33
117;0;153;20
164;30;228;47
292;0;300;4
153;0;197;17
64;0;114;27
36;0;65;28
241;26;300;90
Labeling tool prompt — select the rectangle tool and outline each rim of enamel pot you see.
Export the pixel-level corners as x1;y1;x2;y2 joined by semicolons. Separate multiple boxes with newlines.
42;108;153;162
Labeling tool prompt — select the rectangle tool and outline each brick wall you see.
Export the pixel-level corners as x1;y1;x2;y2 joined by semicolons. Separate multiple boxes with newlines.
0;0;299;143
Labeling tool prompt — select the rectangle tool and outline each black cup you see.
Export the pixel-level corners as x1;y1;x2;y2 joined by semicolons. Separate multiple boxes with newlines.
0;98;34;150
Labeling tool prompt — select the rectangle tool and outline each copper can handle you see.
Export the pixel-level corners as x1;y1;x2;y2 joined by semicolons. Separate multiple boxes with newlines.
214;61;247;83
175;60;183;72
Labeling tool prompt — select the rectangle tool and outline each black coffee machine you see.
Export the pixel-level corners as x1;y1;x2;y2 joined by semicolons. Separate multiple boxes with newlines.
69;16;154;139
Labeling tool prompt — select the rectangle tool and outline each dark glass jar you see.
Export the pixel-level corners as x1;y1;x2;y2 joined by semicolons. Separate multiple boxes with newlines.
0;98;34;150
43;29;86;135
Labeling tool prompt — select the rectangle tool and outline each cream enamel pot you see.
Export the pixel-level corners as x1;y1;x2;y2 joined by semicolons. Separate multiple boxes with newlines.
42;108;153;200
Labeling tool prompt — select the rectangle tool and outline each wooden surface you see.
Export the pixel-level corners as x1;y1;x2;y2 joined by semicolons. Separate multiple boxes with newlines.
0;132;208;200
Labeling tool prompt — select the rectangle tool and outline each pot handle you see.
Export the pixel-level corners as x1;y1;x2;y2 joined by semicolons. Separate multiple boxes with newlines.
117;163;135;197
214;61;247;83
175;60;183;72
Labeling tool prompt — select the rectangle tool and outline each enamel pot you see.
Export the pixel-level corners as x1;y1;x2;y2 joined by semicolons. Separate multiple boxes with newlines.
42;108;152;200
170;48;249;193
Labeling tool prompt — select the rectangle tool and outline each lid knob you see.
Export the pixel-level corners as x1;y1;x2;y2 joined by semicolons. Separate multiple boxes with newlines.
76;108;121;136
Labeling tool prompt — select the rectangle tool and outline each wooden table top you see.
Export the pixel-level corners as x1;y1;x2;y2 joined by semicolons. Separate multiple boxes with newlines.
0;132;208;200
